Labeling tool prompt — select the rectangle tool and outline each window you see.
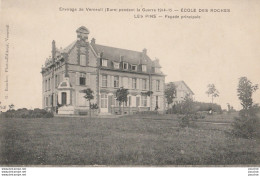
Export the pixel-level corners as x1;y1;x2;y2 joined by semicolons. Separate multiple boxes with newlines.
55;75;57;87
113;62;119;69
141;95;147;107
57;74;60;86
101;93;108;108
142;65;147;72
156;96;159;107
114;76;119;88
142;79;147;90
102;75;107;87
155;67;161;73
156;80;160;91
50;94;53;107
102;59;108;67
45;80;47;91
80;55;87;66
123;77;128;88
45;97;48;106
136;97;140;107
80;73;86;85
129;96;131;107
131;65;137;71
48;78;50;90
123;62;128;70
132;78;137;89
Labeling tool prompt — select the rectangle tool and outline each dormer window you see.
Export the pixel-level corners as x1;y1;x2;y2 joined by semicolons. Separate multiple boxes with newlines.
113;62;120;69
155;67;161;73
131;65;137;71
142;65;147;72
101;59;108;67
123;62;128;70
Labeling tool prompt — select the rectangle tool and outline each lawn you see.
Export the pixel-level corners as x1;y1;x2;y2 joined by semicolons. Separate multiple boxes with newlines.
0;113;259;166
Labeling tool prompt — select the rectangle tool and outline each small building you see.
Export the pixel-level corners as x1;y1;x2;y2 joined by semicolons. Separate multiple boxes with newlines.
165;81;194;108
173;81;194;103
41;26;166;115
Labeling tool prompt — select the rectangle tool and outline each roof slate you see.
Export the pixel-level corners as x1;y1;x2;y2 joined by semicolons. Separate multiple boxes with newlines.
53;39;164;75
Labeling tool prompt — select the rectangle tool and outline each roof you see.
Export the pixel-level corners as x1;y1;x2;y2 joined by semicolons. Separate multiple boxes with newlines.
167;81;194;95
61;41;77;53
92;44;152;65
46;32;164;75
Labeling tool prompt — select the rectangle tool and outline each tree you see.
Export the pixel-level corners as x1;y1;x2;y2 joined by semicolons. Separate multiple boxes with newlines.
8;104;14;110
116;87;129;115
232;77;259;138
237;77;258;111
206;84;219;104
80;88;94;117
164;82;176;111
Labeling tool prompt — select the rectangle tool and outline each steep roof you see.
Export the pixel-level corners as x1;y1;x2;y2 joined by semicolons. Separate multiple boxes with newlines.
49;38;164;75
61;41;77;53
92;44;152;65
168;81;194;95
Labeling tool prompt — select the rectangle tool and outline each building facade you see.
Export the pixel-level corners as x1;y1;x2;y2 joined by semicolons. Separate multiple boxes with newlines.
41;26;166;115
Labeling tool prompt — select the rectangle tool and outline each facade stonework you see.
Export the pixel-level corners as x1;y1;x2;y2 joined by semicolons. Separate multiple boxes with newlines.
41;26;166;115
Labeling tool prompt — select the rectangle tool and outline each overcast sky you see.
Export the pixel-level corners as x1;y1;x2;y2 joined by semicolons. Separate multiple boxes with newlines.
1;0;260;110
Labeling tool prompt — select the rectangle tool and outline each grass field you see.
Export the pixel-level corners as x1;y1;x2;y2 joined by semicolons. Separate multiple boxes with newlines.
0;113;259;166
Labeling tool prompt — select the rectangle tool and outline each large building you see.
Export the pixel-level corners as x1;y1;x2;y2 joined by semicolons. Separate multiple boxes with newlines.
41;26;166;115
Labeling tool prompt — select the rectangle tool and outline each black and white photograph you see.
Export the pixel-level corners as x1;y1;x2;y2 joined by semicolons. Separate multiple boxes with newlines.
0;0;260;175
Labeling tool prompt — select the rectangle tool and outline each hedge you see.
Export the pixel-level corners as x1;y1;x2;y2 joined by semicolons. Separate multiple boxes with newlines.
0;108;53;118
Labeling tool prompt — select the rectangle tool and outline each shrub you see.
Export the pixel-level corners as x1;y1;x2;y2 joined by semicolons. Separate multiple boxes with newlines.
177;95;198;128
0;108;53;118
232;105;260;139
232;77;259;139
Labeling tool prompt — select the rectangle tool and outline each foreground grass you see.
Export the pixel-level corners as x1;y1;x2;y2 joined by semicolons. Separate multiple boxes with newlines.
0;114;259;165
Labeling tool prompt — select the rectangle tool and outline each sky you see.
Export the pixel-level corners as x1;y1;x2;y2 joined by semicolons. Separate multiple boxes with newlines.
0;0;260;110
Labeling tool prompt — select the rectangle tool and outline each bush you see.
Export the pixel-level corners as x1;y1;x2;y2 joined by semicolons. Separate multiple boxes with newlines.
232;105;260;139
0;108;53;118
177;95;199;128
170;101;222;114
178;115;191;128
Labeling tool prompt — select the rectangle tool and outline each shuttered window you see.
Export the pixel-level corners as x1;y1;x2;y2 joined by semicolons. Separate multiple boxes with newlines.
132;78;137;89
142;79;147;90
141;96;147;107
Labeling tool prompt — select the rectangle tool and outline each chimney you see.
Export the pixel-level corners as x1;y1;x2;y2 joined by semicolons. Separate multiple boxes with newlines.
91;38;96;45
52;40;56;60
76;26;90;41
142;48;147;55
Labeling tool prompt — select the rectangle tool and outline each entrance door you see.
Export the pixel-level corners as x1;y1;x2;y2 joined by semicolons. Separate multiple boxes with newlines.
61;92;67;105
100;93;108;113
